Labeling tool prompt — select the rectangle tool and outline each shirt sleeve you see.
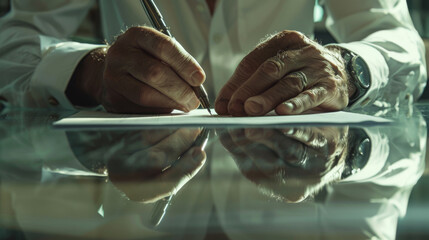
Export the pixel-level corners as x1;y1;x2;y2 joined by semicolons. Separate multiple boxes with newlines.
0;0;104;109
321;0;427;108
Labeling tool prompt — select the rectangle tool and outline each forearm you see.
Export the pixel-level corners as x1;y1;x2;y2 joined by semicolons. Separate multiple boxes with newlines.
324;0;427;107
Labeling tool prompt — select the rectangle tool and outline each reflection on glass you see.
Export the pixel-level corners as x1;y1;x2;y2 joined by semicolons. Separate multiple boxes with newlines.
0;109;426;239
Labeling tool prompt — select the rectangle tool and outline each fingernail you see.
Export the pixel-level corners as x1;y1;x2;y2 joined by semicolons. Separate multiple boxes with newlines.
190;70;205;86
246;99;263;115
285;128;295;135
284;102;294;112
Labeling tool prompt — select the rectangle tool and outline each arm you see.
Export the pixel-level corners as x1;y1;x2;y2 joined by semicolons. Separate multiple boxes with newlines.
322;0;427;108
0;0;102;109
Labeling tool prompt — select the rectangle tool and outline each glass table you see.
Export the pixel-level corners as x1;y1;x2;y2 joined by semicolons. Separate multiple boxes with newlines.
0;104;428;240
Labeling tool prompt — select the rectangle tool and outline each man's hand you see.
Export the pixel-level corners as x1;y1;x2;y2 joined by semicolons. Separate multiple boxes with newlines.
107;128;206;203
218;127;349;202
215;30;355;116
67;26;206;113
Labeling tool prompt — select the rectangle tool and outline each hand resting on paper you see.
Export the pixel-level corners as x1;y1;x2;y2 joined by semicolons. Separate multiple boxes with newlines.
218;127;349;202
215;30;356;116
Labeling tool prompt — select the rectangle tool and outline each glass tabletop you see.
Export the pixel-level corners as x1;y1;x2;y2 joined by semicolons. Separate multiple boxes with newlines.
0;104;428;240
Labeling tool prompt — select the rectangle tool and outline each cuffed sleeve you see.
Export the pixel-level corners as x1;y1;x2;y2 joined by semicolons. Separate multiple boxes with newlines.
323;0;427;108
0;0;100;109
31;40;103;109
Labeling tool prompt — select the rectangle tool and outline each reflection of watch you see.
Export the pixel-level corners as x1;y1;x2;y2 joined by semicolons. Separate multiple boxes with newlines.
341;49;371;107
342;128;371;179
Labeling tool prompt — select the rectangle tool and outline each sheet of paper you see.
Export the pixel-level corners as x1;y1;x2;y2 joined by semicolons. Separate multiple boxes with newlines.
53;109;391;128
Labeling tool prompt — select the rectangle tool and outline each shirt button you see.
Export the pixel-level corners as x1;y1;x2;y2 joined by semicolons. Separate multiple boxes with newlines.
213;33;223;44
48;96;59;106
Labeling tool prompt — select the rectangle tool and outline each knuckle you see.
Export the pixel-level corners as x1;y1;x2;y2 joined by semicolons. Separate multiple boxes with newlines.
284;77;305;93
146;63;166;84
237;57;258;74
302;90;319;103
154;35;175;54
125;26;141;36
321;78;338;92
175;53;194;71
123;26;146;41
262;58;283;79
286;30;307;43
320;60;332;69
303;45;323;56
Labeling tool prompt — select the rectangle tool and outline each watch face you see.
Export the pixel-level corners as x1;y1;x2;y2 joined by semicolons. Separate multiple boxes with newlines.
352;57;371;89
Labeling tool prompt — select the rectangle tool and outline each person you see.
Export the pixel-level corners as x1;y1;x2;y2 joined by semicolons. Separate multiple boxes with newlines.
0;0;426;116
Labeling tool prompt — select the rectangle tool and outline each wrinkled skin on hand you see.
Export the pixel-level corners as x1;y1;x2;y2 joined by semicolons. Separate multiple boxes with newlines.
215;30;355;116
68;26;206;114
97;128;207;203
218;127;349;202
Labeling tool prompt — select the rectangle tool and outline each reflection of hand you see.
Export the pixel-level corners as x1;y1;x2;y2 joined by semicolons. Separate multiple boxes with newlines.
104;128;207;203
67;26;205;113
219;127;349;202
215;30;354;116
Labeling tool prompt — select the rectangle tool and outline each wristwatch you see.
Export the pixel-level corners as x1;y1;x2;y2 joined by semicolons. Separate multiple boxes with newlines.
342;128;371;179
341;48;371;107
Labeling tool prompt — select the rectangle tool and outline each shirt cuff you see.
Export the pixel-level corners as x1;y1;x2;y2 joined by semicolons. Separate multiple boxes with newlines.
31;40;105;109
330;42;389;109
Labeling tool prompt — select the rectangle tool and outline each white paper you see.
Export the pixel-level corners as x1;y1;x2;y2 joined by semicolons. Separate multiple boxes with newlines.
53;109;391;128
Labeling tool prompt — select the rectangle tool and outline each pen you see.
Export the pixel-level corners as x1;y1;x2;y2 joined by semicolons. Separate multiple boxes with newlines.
150;128;210;227
140;0;212;115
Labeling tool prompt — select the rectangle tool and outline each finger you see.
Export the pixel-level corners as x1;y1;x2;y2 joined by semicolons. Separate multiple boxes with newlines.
247;130;330;174
150;128;202;167
139;129;178;147
121;50;200;111
244;128;305;166
154;147;206;198
226;53;306;116
103;87;175;114
280;127;329;148
126;27;206;86
243;72;309;116
215;31;309;115
218;130;266;181
112;147;206;203
114;128;200;179
275;84;330;115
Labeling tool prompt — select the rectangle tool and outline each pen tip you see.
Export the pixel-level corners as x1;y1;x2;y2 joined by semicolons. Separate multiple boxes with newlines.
208;108;213;116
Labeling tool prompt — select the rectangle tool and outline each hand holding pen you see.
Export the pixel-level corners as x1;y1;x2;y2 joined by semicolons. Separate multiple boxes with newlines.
140;0;212;115
68;6;209;114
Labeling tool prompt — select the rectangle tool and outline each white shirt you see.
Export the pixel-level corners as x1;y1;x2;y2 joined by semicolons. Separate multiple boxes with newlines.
0;0;426;110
